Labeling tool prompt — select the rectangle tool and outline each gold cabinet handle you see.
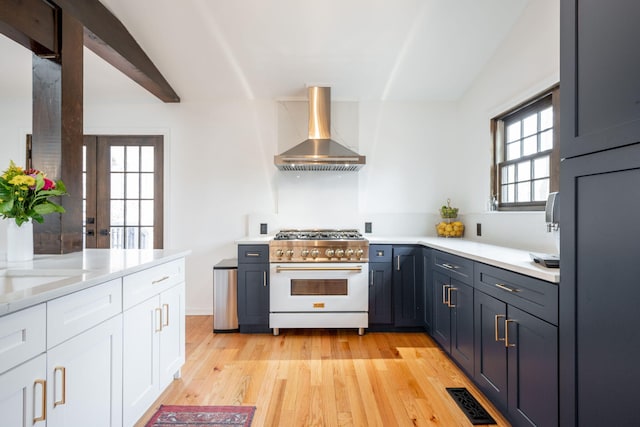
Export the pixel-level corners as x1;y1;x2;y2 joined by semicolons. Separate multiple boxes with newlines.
447;287;457;308
442;284;450;305
369;270;374;286
53;367;66;407
152;275;170;285
155;307;163;332
33;379;47;422
246;252;261;257
162;303;169;327
263;271;267;287
495;283;520;293
505;319;516;348
494;314;505;342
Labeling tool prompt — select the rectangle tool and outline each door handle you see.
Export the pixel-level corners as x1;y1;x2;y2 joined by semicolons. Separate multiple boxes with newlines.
33;379;47;423
99;229;110;236
53;367;66;407
396;256;401;271
494;314;505;342
447;287;457;308
505;319;516;348
369;270;374;286
263;271;267;287
442;284;450;305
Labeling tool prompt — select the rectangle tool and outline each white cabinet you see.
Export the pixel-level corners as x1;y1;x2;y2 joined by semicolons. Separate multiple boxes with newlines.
45;278;123;427
123;260;185;426
47;315;123;427
0;303;47;427
0;354;47;427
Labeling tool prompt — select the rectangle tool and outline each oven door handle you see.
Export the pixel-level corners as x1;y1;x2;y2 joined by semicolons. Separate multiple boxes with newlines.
275;266;363;273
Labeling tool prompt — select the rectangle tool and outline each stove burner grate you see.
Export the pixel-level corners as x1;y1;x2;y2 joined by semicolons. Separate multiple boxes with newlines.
274;229;364;241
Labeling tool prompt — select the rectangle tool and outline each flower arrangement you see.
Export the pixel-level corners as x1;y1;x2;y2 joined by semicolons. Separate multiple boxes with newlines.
0;160;68;226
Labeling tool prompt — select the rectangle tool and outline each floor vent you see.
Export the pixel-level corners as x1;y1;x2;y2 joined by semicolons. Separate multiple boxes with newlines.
446;387;496;425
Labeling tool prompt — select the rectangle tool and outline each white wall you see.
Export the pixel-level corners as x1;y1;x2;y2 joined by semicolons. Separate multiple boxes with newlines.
0;0;559;314
453;0;560;253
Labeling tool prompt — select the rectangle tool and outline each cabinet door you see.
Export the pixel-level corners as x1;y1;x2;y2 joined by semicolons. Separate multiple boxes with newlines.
560;146;640;426
123;296;160;426
474;290;508;413
237;263;269;326
561;0;640;158
449;280;474;376
369;262;393;324
507;306;558;427
47;315;123;427
159;282;185;389
0;354;47;427
392;246;423;327
432;270;452;350
422;248;433;332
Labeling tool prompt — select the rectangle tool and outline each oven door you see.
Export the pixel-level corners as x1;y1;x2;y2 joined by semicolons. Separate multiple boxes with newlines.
270;263;368;312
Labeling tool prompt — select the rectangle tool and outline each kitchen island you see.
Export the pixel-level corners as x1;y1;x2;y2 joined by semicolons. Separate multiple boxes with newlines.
0;249;190;427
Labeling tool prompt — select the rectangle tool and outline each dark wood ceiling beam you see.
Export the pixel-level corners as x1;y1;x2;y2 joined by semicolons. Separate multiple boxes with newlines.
0;0;58;57
53;0;180;103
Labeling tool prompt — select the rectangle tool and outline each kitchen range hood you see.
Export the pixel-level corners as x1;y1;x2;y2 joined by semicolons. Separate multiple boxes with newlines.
274;86;366;171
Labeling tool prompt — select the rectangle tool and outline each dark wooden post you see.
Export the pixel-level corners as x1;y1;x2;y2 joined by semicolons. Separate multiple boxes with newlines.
31;10;83;254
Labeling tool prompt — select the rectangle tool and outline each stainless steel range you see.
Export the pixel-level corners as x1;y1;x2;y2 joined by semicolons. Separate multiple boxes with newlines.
269;229;369;335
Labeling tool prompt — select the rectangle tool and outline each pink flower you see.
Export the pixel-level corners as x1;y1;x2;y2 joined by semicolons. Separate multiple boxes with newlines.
43;178;56;190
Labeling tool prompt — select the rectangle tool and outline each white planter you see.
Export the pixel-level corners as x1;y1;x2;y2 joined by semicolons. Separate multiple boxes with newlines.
6;219;34;262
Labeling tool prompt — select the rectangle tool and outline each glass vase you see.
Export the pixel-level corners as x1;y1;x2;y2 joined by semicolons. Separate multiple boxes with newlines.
6;219;34;262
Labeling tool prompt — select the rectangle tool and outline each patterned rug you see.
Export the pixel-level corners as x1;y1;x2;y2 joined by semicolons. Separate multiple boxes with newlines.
145;405;256;427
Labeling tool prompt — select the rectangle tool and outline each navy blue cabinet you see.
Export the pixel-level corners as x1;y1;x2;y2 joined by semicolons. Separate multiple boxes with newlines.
422;248;433;333
392;246;424;327
431;251;474;376
560;0;640;158
368;245;393;325
475;263;558;427
237;245;270;333
560;145;640;426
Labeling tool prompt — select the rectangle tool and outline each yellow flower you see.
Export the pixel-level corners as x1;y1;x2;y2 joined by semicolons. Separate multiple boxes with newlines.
9;175;36;186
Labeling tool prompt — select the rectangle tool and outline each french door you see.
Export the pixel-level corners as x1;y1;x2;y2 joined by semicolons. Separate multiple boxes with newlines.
83;135;163;249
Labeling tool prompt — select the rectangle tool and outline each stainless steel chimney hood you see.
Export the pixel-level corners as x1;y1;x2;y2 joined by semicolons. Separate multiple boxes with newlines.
274;87;366;171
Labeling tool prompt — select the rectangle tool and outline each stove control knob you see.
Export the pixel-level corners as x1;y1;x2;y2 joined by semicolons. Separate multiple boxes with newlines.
355;248;364;258
345;248;354;258
335;248;345;258
285;249;294;258
310;249;320;258
275;249;284;257
325;248;335;258
300;249;310;258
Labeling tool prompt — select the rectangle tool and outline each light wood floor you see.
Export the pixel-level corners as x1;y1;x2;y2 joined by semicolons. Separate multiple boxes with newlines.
136;316;510;426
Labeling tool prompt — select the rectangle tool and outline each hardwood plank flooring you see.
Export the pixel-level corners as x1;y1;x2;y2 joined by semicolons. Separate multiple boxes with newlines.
135;316;510;426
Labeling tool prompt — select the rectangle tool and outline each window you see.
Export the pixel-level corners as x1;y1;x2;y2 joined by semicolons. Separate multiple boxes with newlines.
492;86;559;210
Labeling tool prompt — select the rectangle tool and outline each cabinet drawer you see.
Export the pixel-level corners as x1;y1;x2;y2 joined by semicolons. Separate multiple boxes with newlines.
432;251;474;285
369;245;392;263
475;263;558;325
0;304;46;374
239;245;269;263
123;258;185;310
47;278;123;348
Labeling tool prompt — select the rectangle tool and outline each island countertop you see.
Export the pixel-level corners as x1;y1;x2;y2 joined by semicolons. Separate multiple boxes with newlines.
0;249;191;316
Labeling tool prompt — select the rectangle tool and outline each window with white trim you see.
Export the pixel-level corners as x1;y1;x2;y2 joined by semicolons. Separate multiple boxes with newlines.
492;86;559;210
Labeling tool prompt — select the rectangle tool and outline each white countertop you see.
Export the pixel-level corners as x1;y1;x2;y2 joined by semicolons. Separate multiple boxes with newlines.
236;235;559;283
0;249;191;316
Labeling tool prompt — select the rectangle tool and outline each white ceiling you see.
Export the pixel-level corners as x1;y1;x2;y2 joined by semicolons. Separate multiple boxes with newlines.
1;0;530;103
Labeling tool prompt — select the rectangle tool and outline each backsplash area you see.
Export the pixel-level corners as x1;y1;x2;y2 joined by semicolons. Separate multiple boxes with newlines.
246;210;558;255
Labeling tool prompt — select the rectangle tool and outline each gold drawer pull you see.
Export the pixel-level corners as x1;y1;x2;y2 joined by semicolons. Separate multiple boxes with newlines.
494;314;505;342
53;366;66;407
505;319;516;348
152;275;170;284
33;379;47;422
495;283;520;293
